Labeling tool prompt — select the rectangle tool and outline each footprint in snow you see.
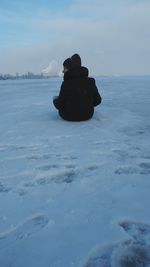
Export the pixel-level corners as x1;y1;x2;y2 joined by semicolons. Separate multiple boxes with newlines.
119;220;150;245
139;162;150;174
37;164;58;171
115;166;138;175
115;161;150;175
0;214;49;249
0;183;10;193
27;154;51;160
36;169;76;185
82;221;150;267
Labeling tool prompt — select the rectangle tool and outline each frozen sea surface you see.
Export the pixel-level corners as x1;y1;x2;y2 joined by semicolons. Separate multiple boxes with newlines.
0;76;150;267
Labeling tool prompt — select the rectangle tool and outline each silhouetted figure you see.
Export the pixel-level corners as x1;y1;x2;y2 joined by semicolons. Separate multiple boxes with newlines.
53;54;102;121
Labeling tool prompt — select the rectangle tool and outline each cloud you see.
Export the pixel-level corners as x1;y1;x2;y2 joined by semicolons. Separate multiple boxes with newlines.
42;60;60;76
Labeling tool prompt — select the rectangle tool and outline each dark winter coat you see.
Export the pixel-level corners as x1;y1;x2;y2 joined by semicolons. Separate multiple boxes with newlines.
53;66;102;121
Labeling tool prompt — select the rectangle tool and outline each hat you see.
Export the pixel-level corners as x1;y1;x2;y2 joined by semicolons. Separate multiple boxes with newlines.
71;54;81;67
63;58;73;70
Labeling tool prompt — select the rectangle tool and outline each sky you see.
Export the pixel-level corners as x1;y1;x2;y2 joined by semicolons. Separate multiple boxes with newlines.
0;0;150;76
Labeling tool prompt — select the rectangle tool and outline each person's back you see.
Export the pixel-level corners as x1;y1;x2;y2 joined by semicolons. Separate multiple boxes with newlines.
53;54;102;121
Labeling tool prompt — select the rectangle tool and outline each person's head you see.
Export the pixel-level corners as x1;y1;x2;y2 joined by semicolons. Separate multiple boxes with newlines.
63;58;72;73
71;54;81;67
63;54;82;73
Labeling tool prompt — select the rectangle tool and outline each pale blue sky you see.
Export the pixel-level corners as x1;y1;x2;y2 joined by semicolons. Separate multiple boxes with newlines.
0;0;150;75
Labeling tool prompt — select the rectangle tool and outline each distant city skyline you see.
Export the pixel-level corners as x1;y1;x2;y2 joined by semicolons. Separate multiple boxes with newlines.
0;71;53;80
0;0;150;76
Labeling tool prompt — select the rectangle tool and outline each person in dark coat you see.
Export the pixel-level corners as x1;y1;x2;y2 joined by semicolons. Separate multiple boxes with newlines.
53;54;102;121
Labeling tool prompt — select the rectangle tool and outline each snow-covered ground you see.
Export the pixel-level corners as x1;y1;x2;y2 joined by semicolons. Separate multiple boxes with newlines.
0;76;150;267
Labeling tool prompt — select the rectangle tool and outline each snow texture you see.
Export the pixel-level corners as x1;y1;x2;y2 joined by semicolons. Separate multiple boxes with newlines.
0;76;150;267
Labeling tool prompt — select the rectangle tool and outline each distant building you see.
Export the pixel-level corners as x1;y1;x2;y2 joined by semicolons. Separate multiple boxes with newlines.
0;72;57;80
